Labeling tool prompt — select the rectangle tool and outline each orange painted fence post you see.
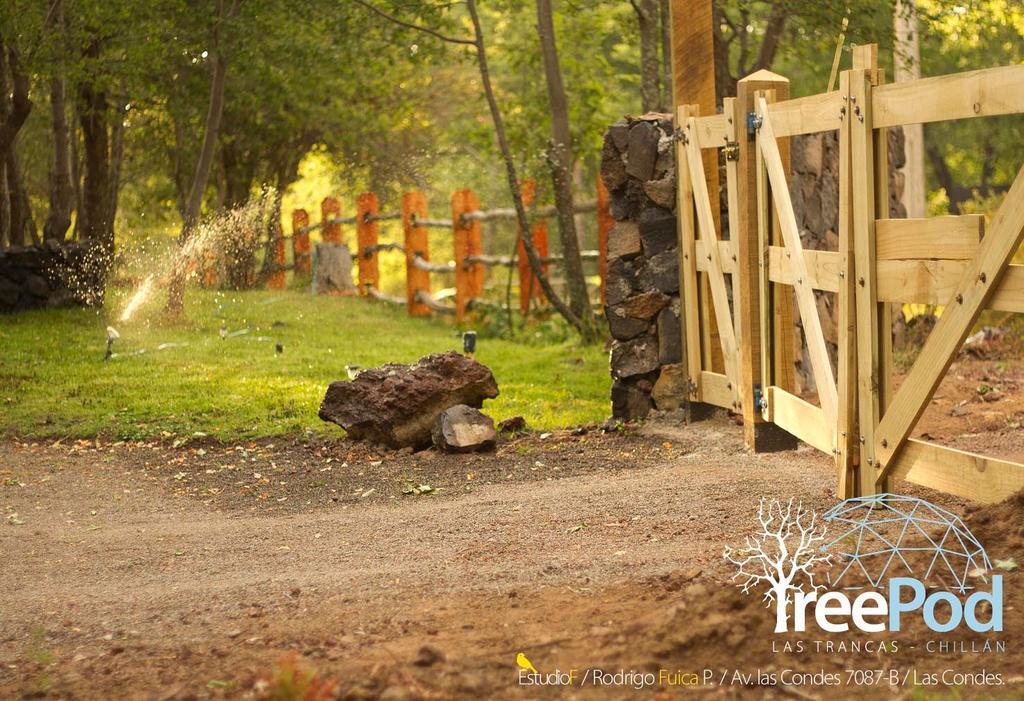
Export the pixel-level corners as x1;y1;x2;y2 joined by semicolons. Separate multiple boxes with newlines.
517;180;549;314
321;196;342;243
597;174;613;304
268;228;286;289
451;189;482;322
402;191;431;316
292;209;311;276
356;192;380;294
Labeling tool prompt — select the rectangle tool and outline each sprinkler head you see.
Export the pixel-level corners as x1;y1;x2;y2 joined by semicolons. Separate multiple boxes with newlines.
462;331;477;358
105;326;120;360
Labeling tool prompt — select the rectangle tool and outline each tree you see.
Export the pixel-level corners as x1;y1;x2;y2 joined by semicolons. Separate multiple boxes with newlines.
631;0;662;113
354;0;593;338
165;0;241;313
724;498;832;633
535;0;595;332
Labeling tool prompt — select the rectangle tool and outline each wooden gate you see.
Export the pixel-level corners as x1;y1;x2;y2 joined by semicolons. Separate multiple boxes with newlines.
677;45;1024;503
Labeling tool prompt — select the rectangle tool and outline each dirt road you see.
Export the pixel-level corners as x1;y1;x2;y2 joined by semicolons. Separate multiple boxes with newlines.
1;412;1022;700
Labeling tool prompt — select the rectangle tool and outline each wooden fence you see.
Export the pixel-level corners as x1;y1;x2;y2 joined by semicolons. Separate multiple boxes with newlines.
265;179;612;322
678;44;1024;503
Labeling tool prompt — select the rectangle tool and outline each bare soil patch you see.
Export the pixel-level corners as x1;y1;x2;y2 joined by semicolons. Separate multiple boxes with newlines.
2;355;1023;700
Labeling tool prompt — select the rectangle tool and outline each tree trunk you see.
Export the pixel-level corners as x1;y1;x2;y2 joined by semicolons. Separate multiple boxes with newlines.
535;0;594;330
634;0;661;113
44;78;74;241
465;0;588;337
659;0;672;111
0;161;9;247
5;149;36;246
894;0;925;218
165;30;231;314
78;77;113;252
107;97;126;227
0;42;32;158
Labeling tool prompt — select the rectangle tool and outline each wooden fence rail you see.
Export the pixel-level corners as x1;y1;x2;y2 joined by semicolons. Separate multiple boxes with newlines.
676;47;1024;504
264;177;610;322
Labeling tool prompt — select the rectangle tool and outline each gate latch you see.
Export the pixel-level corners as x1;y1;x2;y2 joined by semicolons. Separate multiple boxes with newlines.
723;141;740;161
753;383;767;412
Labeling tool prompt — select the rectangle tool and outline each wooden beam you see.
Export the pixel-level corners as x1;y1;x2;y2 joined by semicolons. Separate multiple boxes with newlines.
676;104;703;408
767;247;840;291
767;387;833;454
756;95;838;425
895;439;1024;503
875;215;984;260
685;118;741;403
694;240;738;274
873;63;1024;128
875;163;1024;473
877;260;1024;312
699;370;734;409
691;113;728;147
849;67;881;496
765;91;844;137
736;70;795;452
836;68;857;498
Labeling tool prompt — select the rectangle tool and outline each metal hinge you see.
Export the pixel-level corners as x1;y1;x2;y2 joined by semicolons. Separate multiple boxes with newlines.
723;141;740;161
746;112;763;138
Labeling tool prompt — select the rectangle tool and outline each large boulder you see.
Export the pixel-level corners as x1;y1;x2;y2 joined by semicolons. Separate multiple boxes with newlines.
319;352;499;449
432;405;497;453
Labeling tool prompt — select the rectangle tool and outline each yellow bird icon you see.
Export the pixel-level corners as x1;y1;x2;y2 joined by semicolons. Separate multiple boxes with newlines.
516;652;539;674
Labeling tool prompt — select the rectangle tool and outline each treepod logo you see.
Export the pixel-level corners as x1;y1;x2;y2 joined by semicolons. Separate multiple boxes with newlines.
723;495;1002;634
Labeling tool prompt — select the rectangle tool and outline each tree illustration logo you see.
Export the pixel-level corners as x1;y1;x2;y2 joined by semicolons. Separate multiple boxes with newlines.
723;497;832;633
724;494;998;634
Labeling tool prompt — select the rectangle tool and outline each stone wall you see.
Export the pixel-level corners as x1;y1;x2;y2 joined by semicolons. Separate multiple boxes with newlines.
0;240;107;313
601;115;905;420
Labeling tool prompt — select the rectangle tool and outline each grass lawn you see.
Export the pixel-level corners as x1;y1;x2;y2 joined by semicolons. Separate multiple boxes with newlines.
0;287;610;442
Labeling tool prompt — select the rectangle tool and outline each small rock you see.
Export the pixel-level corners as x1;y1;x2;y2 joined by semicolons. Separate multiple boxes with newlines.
432;405;497;453
498;416;528;435
414;645;445;667
620;290;669;320
652;364;688;411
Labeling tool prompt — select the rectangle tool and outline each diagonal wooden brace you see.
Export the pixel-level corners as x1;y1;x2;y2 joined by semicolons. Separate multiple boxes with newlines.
684;118;742;404
755;95;838;426
874;163;1024;475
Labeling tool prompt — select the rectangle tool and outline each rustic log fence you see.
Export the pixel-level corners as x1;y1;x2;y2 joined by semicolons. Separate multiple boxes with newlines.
264;179;610;322
676;45;1024;504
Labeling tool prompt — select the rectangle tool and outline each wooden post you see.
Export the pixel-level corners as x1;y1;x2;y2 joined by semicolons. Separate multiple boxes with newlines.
735;70;797;452
451;189;482;321
267;231;286;289
356;192;380;294
321;197;342;244
402;191;431;317
669;0;724;407
292;209;311;276
597;173;613;303
517;180;549;314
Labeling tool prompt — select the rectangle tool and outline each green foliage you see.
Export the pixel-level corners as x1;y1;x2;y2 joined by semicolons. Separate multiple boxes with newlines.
0;289;610;441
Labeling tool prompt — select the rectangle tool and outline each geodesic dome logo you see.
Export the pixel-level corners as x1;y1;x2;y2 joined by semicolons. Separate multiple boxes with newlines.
723;495;1003;634
821;493;992;595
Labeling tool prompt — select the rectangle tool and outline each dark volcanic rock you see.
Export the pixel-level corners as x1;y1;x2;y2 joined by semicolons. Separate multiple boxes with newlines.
625;121;660;181
498;416;528;435
620;290;670;320
432;404;497;453
319;352;499;449
611;336;660;378
657;302;682;364
607;221;642;260
638;207;676;256
638;250;679;295
600;134;628;191
611;380;653;421
606;304;651;340
604;257;638;306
